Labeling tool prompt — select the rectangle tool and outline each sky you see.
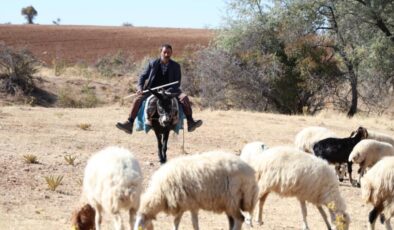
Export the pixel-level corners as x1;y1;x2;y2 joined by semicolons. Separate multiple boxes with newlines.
1;0;227;29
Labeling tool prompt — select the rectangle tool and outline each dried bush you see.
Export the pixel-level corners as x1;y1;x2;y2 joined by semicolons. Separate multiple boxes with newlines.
23;154;38;164
64;155;77;166
0;43;38;95
57;84;100;108
95;51;135;77
44;175;63;191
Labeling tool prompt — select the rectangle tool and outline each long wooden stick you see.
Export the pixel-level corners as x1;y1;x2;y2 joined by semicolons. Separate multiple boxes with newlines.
123;81;179;100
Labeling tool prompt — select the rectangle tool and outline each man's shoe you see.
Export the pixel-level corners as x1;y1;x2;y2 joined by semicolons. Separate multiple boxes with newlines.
187;120;202;132
116;121;133;134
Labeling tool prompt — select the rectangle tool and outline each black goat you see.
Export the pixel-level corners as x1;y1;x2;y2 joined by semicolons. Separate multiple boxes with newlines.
313;126;368;186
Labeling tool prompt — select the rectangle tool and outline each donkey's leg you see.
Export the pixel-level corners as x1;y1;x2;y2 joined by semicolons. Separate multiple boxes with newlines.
162;130;170;163
154;130;164;163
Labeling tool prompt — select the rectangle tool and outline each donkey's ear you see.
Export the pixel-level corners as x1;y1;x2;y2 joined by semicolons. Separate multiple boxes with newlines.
149;88;163;100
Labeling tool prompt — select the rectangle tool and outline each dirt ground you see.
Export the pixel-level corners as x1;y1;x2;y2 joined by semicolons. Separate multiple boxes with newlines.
1;105;394;230
0;25;214;65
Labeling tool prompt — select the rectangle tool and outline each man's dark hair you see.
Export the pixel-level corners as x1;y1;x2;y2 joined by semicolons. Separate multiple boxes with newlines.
161;44;172;51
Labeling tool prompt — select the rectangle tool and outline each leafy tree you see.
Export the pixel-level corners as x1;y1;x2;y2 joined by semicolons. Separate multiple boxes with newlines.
215;0;393;116
21;6;38;24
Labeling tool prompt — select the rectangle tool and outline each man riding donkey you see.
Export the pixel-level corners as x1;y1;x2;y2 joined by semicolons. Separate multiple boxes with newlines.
116;44;202;134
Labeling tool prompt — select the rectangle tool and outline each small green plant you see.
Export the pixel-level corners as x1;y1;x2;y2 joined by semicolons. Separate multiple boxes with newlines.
23;154;38;164
77;123;91;130
44;175;63;191
64;155;77;166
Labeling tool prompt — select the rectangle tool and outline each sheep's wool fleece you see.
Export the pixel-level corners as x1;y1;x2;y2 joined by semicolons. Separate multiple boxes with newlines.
240;141;268;169
294;127;337;153
361;156;394;204
349;139;394;164
140;151;257;216
255;147;343;207
83;146;142;212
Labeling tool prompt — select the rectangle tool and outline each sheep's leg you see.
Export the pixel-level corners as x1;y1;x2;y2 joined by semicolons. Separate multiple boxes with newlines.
129;208;137;230
173;212;183;230
112;212;123;230
385;218;392;230
369;203;385;230
299;200;310;230
227;215;235;230
154;130;165;163
162;130;170;163
335;164;344;182
316;206;331;230
257;192;269;225
347;161;356;186
191;210;199;230
231;210;245;230
94;205;103;230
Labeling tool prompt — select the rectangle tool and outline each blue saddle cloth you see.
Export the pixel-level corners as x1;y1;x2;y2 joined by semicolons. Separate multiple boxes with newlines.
135;98;185;134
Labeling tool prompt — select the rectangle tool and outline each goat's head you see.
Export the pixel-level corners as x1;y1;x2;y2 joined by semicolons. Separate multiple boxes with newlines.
149;89;177;127
350;126;368;140
70;203;95;230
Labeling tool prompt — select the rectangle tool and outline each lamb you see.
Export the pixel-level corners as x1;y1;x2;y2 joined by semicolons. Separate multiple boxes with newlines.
313;126;368;186
294;126;337;153
254;146;350;230
239;141;269;168
134;151;258;230
71;146;143;230
349;139;394;182
361;156;394;230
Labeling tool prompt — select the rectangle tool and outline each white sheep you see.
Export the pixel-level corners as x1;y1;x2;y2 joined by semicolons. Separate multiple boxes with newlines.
254;146;350;230
361;156;394;230
134;151;258;230
349;139;394;182
72;146;143;230
240;141;269;168
294;126;337;153
367;131;394;147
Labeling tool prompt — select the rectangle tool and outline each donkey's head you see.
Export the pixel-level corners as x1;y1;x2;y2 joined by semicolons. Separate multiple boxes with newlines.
149;89;177;127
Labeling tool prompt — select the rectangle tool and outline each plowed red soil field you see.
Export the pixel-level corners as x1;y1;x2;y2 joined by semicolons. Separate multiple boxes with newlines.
0;25;214;64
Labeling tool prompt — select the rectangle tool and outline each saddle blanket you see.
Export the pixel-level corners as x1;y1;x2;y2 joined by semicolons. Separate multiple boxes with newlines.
135;95;185;134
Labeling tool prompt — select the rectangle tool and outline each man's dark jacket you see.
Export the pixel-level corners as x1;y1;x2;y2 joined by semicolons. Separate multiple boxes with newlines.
137;58;181;93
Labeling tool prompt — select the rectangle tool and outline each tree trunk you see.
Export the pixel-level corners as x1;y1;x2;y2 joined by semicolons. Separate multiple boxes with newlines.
347;72;358;117
339;50;358;117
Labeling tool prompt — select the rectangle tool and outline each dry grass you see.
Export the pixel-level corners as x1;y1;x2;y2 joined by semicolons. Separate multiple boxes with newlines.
44;175;64;191
0;106;393;229
64;155;77;166
22;154;38;164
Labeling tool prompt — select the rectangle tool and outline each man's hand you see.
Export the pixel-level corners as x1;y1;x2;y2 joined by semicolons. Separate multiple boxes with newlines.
136;90;143;95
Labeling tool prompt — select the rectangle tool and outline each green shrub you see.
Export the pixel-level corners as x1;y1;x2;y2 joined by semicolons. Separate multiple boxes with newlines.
0;43;38;95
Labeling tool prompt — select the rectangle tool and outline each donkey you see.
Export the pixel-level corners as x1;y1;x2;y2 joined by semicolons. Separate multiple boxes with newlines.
148;89;179;164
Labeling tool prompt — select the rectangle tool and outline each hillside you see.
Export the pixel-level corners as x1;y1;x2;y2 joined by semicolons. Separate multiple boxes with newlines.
0;24;215;64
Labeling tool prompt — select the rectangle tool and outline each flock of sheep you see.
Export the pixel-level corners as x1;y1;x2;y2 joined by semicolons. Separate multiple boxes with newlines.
70;126;394;230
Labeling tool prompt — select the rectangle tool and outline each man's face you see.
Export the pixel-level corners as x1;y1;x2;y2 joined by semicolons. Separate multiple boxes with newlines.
160;47;172;63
